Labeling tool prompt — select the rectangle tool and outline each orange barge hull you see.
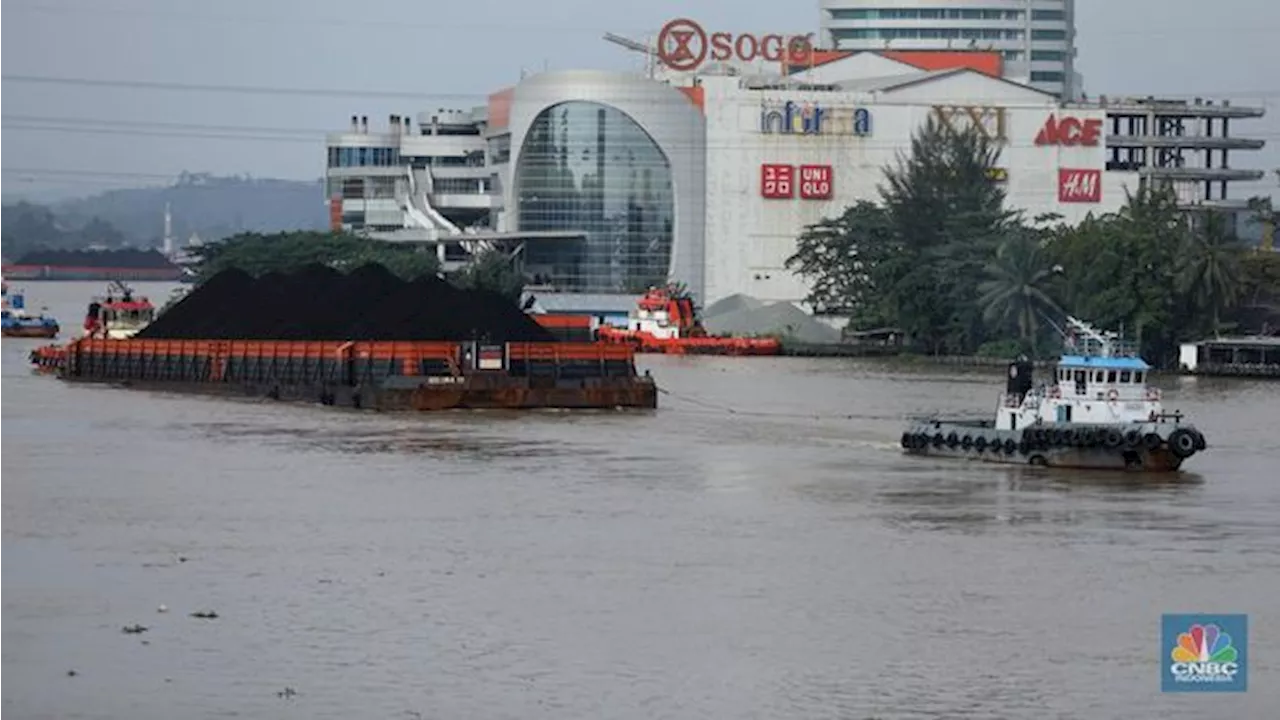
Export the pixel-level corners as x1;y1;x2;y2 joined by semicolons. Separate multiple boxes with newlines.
31;338;658;411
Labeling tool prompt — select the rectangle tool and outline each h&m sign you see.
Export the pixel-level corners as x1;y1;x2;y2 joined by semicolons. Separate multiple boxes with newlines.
932;105;1008;142
760;101;872;136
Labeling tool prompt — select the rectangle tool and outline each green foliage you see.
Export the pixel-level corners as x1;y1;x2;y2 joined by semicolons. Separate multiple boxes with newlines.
187;231;441;282
448;249;528;303
786;119;1263;367
1;201;129;258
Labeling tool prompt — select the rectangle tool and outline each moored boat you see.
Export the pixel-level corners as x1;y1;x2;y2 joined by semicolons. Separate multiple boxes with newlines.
2;282;60;339
595;286;781;355
901;317;1207;472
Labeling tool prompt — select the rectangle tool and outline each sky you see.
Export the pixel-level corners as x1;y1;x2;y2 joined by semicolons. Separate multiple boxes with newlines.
2;0;1278;201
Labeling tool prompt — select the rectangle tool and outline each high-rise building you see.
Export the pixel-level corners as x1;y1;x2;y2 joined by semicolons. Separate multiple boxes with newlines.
819;0;1080;98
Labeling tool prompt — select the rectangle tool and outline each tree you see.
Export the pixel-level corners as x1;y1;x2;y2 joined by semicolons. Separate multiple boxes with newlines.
449;249;527;303
1178;211;1243;333
869;115;1016;354
977;229;1065;354
787;200;896;323
187;231;440;282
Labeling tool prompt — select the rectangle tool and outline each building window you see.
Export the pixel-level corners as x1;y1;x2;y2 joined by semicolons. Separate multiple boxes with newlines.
1031;71;1065;83
1032;9;1067;21
514;101;675;294
1032;29;1068;41
434;178;481;194
341;178;364;199
828;9;870;20
1031;50;1066;62
1003;50;1024;61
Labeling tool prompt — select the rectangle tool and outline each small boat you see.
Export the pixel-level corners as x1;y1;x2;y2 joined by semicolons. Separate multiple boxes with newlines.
2;282;60;338
82;280;156;339
595;286;781;356
902;316;1207;471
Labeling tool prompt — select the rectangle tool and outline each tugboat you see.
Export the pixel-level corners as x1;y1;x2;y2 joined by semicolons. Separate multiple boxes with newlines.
2;281;60;338
902;316;1207;471
596;285;781;355
82;281;156;339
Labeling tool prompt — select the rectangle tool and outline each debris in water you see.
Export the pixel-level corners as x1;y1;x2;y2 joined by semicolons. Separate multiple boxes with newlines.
189;610;219;619
67;670;77;677
277;687;298;699
157;604;169;613
121;624;148;634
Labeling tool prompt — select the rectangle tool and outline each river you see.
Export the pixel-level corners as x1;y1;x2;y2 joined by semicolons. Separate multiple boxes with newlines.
3;281;1277;719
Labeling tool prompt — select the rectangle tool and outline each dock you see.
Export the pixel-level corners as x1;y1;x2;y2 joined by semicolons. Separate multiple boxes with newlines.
1179;336;1280;378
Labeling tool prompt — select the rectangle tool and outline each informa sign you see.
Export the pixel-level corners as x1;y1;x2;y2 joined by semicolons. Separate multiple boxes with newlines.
1058;168;1102;203
799;165;833;199
761;164;794;199
1036;114;1103;147
657;18;814;72
760;102;872;136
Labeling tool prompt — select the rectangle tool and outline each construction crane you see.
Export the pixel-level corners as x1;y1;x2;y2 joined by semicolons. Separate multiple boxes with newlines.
603;32;657;78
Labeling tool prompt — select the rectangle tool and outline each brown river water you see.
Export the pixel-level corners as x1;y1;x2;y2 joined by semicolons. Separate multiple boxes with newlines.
3;282;1278;719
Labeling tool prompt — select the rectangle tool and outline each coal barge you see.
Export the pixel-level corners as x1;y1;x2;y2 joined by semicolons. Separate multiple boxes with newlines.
29;264;657;412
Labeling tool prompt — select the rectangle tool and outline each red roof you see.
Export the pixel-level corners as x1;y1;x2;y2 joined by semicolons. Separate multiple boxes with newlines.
784;49;1003;78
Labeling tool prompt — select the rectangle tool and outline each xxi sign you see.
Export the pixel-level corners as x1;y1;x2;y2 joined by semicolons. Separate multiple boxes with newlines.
932;105;1009;142
657;18;814;72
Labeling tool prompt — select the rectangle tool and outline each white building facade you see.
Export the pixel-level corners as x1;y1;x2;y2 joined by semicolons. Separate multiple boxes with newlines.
697;68;1117;304
818;0;1080;98
328;45;1265;311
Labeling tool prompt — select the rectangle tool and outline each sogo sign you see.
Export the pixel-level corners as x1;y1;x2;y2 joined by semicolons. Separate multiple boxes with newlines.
657;18;814;72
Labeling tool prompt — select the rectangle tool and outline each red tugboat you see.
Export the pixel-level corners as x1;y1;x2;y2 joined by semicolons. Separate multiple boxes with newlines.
82;281;156;339
595;285;781;355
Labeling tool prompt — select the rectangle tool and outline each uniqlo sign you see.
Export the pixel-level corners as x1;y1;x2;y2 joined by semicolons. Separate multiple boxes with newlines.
799;165;833;199
1058;168;1102;203
1036;114;1103;147
761;164;793;199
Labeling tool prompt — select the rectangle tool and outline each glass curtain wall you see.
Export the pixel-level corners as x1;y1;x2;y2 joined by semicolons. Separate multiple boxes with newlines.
515;101;674;293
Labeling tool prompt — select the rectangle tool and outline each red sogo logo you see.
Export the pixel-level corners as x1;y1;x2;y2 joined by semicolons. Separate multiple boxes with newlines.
1036;114;1103;147
657;18;814;72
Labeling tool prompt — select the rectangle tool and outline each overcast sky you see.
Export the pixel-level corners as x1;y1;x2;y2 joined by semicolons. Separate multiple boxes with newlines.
3;0;1277;201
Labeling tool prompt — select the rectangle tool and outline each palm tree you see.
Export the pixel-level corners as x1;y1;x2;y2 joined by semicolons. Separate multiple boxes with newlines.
1178;212;1243;334
978;231;1065;354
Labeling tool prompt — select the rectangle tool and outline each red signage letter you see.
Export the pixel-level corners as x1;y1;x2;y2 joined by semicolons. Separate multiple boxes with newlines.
1058;169;1102;203
761;164;794;199
799;165;833;199
1037;114;1103;147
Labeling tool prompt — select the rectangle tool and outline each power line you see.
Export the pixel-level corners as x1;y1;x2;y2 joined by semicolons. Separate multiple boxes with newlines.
5;72;1280;103
2;114;335;135
0;74;485;100
5;1;640;34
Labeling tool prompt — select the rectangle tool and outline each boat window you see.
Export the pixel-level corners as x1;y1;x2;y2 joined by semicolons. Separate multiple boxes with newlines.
1135;371;1144;383
1120;371;1131;383
1107;370;1116;383
1095;371;1104;382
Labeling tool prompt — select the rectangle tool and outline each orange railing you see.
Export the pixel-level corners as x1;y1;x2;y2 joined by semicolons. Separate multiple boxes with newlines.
56;338;636;382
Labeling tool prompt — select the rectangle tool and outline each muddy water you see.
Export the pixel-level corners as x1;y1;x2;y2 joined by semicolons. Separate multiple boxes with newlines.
3;282;1278;719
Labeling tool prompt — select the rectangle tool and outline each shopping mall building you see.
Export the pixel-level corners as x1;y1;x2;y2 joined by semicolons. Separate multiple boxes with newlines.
326;18;1267;312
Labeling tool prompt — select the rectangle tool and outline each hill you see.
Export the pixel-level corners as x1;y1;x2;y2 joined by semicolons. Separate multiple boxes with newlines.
52;173;327;244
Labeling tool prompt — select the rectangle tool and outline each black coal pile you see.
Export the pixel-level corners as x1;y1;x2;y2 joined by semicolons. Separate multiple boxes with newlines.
137;263;555;342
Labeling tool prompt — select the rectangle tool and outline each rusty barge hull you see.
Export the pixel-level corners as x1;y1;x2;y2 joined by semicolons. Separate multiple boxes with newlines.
58;375;657;411
36;338;658;412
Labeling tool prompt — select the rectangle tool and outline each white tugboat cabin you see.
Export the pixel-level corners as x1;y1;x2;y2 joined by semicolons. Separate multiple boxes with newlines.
995;318;1164;431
